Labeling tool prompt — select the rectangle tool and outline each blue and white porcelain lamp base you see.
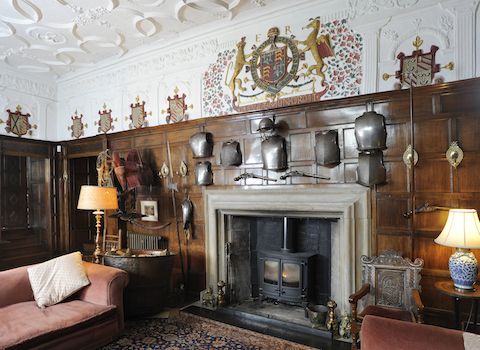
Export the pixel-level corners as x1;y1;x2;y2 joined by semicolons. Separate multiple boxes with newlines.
449;248;478;291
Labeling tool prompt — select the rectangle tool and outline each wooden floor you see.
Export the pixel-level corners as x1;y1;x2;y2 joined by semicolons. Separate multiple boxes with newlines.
182;304;351;350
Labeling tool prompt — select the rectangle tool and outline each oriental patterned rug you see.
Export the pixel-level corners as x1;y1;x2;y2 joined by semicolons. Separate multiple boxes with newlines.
102;312;315;350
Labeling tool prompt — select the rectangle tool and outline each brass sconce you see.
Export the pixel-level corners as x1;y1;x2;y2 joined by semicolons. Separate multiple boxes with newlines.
446;141;463;168
402;144;418;169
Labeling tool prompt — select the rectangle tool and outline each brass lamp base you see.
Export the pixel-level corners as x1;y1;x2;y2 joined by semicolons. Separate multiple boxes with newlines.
93;210;104;264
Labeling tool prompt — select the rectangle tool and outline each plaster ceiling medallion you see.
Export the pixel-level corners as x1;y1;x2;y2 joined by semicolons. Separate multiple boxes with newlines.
0;0;277;77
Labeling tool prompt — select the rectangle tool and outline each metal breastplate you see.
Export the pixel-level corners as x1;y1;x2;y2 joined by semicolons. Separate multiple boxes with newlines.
220;140;242;166
357;151;386;187
261;135;287;171
315;130;340;166
190;132;213;158
354;111;387;151
195;161;213;185
181;198;193;230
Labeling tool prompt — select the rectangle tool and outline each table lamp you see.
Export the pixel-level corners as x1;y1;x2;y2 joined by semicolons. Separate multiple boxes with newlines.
77;185;118;263
434;209;480;291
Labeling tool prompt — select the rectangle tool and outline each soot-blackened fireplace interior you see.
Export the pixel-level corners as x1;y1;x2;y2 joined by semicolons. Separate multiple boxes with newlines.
226;214;332;307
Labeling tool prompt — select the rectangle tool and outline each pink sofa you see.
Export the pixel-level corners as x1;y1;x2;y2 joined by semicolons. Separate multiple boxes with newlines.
0;261;128;350
361;315;466;350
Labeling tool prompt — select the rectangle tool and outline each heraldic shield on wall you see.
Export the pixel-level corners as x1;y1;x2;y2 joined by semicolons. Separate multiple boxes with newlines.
383;36;454;87
96;103;116;133
225;18;335;113
128;96;151;129
68;110;87;139
162;87;193;124
0;105;37;137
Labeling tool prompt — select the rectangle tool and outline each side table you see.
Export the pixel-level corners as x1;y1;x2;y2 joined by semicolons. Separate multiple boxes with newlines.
434;280;480;331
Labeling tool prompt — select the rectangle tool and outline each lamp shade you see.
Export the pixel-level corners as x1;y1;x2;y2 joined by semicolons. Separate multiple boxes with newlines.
77;185;118;211
434;209;480;249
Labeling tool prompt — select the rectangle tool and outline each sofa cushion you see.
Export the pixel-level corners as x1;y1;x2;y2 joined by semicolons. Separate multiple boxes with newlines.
0;300;116;349
27;252;90;308
361;315;464;350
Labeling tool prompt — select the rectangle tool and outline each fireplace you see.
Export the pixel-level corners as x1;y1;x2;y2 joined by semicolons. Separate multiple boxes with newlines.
258;217;316;305
204;185;371;313
258;250;315;304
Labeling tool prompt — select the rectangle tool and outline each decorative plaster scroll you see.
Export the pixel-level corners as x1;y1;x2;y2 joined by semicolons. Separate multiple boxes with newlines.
348;0;420;18
73;7;112;26
175;0;242;22
58;38;220;98
388;27;451;60
0;72;56;100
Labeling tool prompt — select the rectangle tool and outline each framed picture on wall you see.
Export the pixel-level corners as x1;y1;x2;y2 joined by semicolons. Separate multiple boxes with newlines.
140;200;158;222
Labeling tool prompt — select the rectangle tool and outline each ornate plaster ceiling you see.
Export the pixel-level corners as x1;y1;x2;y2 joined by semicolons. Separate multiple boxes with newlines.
0;0;272;77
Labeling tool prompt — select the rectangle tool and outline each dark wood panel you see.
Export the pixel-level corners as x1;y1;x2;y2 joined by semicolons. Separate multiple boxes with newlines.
290;133;312;161
414;119;450;153
64;136;105;158
384;122;408;157
381;161;408;193
456;116;480;152
376;195;410;231
437;91;480;114
1;136;51;158
52;78;480;323
343;127;357;159
306;105;364;127
376;234;412;259
414;159;451;192
457;154;480;192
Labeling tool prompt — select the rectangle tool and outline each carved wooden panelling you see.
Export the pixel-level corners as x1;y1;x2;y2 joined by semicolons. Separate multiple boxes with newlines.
456;116;480;152
2;155;27;229
437;91;480;114
58;78;480;324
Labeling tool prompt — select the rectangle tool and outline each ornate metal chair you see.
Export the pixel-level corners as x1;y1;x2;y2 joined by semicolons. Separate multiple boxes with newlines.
349;250;424;350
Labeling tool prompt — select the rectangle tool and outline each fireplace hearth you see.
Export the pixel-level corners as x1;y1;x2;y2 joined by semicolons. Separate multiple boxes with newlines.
204;185;371;314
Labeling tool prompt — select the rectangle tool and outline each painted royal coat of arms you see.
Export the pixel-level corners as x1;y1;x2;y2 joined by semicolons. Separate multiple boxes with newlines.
383;36;454;87
68;110;86;139
1;105;36;137
128;96;150;129
225;18;335;113
96;103;116;133
163;87;193;124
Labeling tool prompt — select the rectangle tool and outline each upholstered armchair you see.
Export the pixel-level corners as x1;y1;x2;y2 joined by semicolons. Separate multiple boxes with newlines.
349;250;424;350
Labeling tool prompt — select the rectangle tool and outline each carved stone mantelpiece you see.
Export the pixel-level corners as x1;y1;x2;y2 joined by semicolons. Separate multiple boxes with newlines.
204;184;371;313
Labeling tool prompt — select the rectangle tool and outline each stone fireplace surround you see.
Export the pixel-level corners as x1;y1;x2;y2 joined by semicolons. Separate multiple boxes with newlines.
204;184;371;313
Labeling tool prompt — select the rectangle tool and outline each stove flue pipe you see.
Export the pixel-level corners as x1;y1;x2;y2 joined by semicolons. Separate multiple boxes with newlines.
281;216;295;253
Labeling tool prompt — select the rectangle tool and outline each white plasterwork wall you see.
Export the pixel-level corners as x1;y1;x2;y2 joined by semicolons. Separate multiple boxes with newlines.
0;67;56;141
0;0;477;141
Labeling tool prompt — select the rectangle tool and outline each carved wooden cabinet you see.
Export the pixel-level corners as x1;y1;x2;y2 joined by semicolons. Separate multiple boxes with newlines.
0;136;55;270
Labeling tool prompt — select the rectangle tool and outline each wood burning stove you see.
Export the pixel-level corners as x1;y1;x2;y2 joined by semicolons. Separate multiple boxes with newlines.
258;217;315;305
